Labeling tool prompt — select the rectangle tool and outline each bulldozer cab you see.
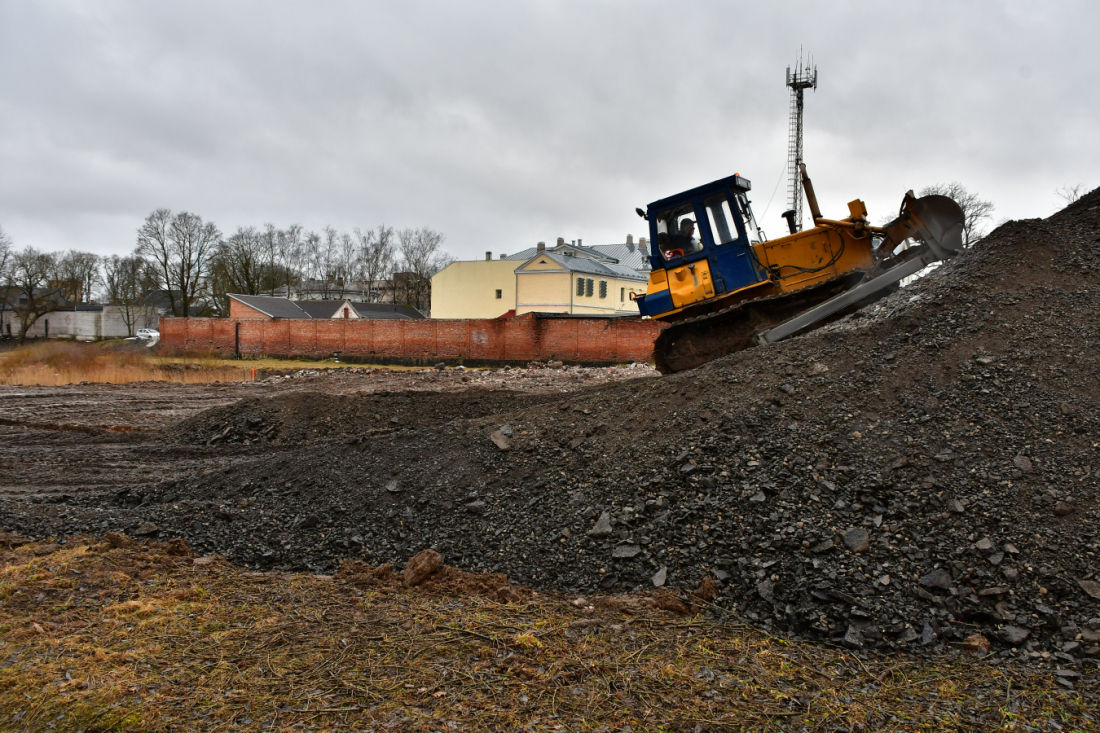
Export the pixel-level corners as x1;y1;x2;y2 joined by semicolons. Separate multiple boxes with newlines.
638;173;768;317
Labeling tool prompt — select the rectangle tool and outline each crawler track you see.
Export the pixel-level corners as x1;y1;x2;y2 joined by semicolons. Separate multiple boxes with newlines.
653;274;863;373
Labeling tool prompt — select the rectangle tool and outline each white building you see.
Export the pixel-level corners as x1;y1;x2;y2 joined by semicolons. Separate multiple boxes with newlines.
1;305;159;341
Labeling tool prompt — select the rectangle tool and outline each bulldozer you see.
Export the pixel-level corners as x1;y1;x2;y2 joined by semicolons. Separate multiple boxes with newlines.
633;164;965;373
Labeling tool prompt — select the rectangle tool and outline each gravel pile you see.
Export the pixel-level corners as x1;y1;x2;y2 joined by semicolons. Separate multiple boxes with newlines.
4;190;1098;664
168;388;566;446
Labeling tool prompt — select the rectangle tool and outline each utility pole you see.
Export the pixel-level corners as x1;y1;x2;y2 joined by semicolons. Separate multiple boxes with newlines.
786;53;817;231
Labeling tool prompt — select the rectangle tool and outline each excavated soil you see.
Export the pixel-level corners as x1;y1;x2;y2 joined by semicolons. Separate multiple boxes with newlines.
2;190;1099;666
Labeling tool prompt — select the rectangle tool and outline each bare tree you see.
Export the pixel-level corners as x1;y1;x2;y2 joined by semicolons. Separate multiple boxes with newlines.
0;226;11;275
171;212;220;316
55;250;101;303
356;225;395;303
135;208;174;311
259;224;279;296
1055;184;1087;206
213;226;267;295
918;183;994;248
3;247;59;343
307;228;344;300
135;209;221;316
278;225;307;299
335;230;360;300
394;227;451;314
0;226;13;338
103;254;155;336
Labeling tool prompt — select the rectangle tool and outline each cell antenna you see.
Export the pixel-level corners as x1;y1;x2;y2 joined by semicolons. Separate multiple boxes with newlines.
785;51;817;231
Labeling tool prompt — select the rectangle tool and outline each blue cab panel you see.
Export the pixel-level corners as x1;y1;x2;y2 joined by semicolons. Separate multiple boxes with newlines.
638;172;768;317
637;288;672;318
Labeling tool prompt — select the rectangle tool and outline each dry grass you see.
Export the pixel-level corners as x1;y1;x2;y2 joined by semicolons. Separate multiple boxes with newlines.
0;342;446;386
0;537;1093;732
0;342;250;386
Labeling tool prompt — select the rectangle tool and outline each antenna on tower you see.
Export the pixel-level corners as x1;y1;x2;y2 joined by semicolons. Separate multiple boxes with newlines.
785;51;817;232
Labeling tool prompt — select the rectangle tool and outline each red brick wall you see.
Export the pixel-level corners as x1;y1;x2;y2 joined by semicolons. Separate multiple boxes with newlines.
228;300;271;319
159;313;665;365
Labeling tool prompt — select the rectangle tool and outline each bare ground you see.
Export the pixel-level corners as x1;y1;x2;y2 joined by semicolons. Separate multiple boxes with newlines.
0;364;655;499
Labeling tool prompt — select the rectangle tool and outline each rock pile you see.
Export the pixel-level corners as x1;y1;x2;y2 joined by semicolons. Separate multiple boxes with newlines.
3;189;1099;664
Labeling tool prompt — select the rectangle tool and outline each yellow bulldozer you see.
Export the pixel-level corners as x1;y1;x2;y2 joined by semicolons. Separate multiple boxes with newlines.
632;164;965;372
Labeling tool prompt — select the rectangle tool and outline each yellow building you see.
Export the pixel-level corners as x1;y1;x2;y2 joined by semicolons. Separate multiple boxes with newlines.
515;252;646;316
430;258;519;319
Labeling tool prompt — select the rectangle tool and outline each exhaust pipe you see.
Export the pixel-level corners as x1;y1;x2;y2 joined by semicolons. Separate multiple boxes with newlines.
799;164;823;223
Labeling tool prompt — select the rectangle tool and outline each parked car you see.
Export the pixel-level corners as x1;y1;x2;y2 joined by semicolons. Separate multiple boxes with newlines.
136;329;160;341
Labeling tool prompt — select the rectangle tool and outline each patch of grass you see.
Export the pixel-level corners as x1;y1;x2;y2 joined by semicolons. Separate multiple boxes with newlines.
0;341;251;386
0;341;452;385
0;538;1092;731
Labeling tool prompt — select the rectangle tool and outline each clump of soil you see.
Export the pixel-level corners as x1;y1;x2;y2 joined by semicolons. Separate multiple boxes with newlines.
335;558;531;604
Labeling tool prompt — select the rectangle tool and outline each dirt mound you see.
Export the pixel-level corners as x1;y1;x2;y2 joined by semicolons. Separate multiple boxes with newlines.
4;189;1099;663
335;558;531;604
168;387;566;446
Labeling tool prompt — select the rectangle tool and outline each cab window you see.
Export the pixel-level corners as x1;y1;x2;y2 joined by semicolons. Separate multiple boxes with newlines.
703;192;742;246
655;204;702;262
735;194;764;244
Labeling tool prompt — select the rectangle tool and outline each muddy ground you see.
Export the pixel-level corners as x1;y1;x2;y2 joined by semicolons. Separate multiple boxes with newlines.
0;363;653;499
1;190;1099;676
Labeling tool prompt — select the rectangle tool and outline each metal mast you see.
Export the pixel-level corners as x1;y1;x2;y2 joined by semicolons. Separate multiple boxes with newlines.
785;54;817;231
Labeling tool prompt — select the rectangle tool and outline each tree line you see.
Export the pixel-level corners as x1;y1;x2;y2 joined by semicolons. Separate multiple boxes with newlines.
0;213;452;343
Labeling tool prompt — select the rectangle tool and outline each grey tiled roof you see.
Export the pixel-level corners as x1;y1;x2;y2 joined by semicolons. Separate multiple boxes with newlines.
297;300;347;319
602;262;649;279
589;243;652;272
350;303;426;320
228;294;310;318
522;252;647;281
506;242;652;274
505;247;539;261
505;242;613;262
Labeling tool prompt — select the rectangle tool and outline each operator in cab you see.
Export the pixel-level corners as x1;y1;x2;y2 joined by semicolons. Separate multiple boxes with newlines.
664;218;702;259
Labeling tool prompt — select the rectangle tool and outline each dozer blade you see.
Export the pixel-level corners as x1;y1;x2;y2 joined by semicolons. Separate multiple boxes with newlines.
903;194;965;259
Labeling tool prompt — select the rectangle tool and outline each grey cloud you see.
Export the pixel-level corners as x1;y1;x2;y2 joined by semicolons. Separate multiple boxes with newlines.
0;1;1096;258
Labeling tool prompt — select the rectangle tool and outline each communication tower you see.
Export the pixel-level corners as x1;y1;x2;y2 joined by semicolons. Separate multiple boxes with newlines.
785;54;817;231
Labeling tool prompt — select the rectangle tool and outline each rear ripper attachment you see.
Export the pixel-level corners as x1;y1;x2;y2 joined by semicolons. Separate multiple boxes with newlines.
633;165;965;373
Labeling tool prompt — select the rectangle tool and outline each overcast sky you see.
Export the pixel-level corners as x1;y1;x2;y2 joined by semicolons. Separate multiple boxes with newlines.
1;1;1096;261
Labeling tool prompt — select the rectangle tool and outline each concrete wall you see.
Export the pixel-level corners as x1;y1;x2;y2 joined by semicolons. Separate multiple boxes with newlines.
1;306;158;340
159;312;665;365
430;260;519;319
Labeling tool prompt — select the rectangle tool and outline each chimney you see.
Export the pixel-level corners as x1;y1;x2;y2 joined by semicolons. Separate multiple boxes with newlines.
485;252;492;261
557;237;564;247
499;253;506;259
626;234;633;245
537;241;546;252
577;238;582;246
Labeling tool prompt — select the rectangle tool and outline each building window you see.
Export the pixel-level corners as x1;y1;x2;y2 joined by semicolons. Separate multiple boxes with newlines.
576;277;585;296
599;280;607;298
495;289;502;299
585;278;594;297
620;287;625;302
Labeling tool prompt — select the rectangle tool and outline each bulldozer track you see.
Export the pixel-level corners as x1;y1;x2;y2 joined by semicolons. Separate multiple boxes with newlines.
654;273;866;374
